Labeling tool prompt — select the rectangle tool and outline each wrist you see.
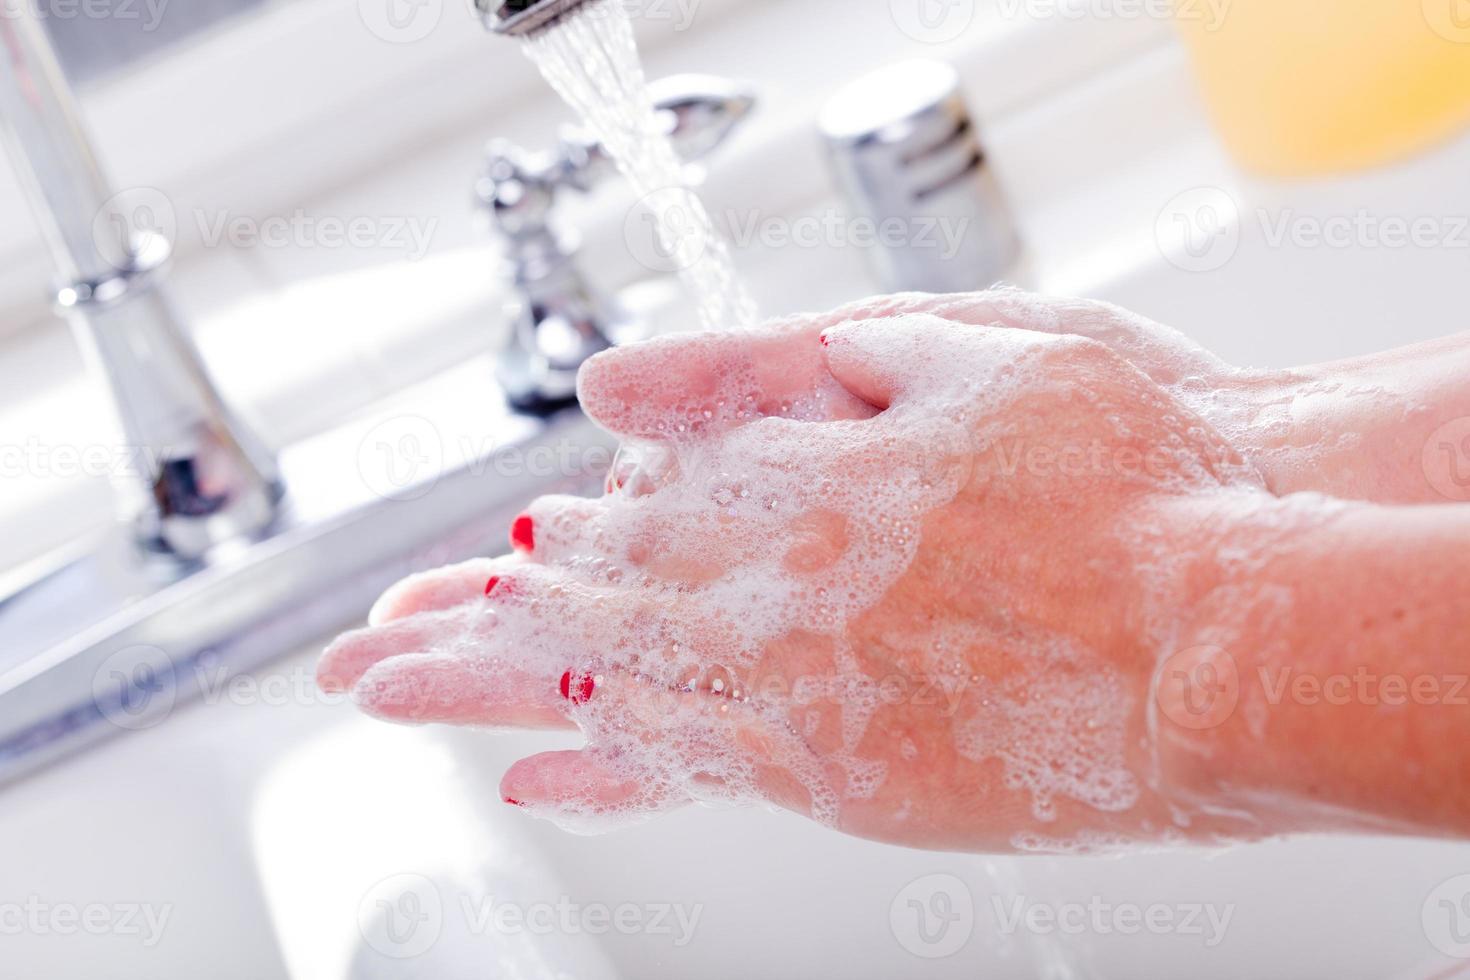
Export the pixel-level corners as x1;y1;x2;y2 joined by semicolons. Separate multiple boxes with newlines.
1214;365;1337;497
1136;490;1363;834
1240;350;1470;504
1144;491;1470;839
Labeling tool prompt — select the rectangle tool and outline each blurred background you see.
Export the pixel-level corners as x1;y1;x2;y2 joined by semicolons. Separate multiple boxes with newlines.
3;1;1470;978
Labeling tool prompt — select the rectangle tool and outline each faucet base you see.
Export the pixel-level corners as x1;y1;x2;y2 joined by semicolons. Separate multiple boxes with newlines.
0;352;614;788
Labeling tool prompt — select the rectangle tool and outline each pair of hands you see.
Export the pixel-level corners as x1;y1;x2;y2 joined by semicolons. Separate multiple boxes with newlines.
317;291;1438;852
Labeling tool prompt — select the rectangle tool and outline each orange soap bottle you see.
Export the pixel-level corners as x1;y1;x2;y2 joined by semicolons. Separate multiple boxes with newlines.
1173;0;1470;175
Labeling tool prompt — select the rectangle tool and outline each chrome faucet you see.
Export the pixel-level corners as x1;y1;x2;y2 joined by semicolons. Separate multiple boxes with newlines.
0;0;282;561
475;0;597;37
477;74;756;409
0;0;668;786
818;59;1023;293
0;0;750;790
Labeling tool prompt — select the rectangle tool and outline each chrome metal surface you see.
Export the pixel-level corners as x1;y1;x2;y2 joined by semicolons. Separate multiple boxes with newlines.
477;74;754;409
818;58;1022;293
0;0;282;560
476;0;594;37
0;22;750;795
0;1;122;288
0;351;615;787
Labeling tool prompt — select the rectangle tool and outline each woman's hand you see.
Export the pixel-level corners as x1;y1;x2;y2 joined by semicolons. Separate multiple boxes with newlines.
583;288;1470;506
579;288;1264;464
320;311;1272;852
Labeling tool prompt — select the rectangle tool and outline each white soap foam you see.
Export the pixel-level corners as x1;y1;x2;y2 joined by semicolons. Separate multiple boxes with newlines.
953;635;1141;823
366;307;1276;845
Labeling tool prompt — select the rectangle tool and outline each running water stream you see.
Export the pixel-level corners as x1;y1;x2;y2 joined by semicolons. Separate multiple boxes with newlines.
520;0;759;331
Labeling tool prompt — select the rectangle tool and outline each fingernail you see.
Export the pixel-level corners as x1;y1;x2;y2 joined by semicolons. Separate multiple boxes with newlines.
510;514;535;552
559;670;595;704
484;575;501;596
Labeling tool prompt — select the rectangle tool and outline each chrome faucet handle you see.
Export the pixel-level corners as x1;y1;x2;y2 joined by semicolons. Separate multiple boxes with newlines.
476;74;755;411
477;74;754;243
818;58;1022;294
0;1;282;561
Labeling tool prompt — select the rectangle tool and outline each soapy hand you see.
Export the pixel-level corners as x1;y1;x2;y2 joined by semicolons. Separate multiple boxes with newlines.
320;309;1270;852
587;288;1470;506
576;289;1266;470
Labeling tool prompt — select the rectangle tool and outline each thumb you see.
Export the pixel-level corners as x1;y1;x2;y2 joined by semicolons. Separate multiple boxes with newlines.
576;321;873;441
818;314;958;409
822;313;1056;410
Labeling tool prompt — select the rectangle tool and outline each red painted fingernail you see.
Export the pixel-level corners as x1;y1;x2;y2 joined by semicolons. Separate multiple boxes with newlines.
503;796;524;807
484;575;501;596
510;514;535;552
559;670;595;704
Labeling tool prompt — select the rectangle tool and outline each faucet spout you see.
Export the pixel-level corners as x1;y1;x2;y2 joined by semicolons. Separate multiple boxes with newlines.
475;0;597;37
0;0;282;560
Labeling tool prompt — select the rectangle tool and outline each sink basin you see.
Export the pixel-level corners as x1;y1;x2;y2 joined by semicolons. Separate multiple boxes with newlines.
239;131;1470;978
253;719;619;980
3;24;1470;979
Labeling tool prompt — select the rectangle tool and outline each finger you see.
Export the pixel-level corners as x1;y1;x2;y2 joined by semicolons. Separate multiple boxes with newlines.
572;291;1042;441
368;558;516;627
830;289;1058;331
336;571;655;716
525;487;741;584
318;619;449;693
957;291;1223;383
351;653;573;729
868;289;1224;383
821;313;1057;409
520;495;614;569
823;288;1113;336
817;314;950;409
795;289;1041;339
576;321;874;441
499;749;689;828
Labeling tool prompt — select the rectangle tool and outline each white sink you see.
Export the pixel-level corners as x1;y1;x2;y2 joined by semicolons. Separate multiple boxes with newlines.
242;117;1470;980
247;124;1470;979
4;19;1470;979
